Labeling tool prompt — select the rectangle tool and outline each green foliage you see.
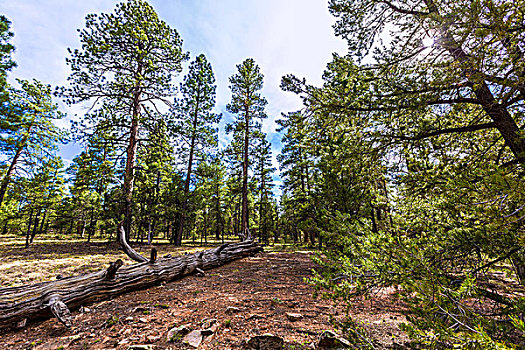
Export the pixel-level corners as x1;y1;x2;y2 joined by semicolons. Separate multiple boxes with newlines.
280;0;525;348
63;0;188;107
226;58;269;239
0;79;67;212
0;15;15;94
170;53;220;245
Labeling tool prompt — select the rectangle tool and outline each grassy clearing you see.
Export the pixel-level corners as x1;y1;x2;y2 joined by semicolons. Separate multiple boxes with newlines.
0;234;315;287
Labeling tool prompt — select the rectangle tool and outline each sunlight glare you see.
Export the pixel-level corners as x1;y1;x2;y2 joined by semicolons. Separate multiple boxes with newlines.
422;37;434;47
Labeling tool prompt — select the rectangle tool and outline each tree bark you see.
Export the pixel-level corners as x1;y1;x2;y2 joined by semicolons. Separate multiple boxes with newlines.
24;209;34;249
0;119;34;207
122;86;142;244
241;105;250;240
215;180;221;241
175;84;202;246
0;240;262;330
0;145;24;207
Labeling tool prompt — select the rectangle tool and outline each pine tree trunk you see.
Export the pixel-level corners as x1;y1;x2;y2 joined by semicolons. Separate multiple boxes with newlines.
175;86;201;246
0;120;33;207
122;86;142;244
241;107;250;240
511;255;525;285
25;209;34;249
29;212;40;244
215;181;221;241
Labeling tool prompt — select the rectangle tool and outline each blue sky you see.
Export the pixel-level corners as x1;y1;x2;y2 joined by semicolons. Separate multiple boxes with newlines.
0;0;346;193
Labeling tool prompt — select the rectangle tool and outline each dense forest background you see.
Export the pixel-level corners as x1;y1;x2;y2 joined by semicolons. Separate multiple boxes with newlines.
1;0;525;348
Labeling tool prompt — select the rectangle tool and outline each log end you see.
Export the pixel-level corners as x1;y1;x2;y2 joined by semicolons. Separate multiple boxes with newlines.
105;259;124;280
49;297;72;328
150;248;157;264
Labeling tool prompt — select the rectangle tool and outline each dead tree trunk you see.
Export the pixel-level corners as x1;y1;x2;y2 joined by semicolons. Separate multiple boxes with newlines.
0;240;262;330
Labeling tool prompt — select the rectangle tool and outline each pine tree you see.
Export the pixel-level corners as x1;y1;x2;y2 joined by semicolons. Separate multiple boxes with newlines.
0;15;15;100
134;118;174;244
253;133;275;244
171;54;220;246
0;79;66;207
68;132;116;242
62;0;188;245
226;58;267;240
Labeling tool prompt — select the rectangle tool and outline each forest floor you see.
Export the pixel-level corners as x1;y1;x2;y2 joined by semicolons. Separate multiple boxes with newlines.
0;236;410;349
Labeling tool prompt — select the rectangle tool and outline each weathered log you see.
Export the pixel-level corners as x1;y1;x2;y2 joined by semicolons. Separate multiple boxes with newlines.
0;240;263;330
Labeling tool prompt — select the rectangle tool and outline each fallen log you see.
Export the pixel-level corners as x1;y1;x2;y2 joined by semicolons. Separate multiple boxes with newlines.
0;240;263;330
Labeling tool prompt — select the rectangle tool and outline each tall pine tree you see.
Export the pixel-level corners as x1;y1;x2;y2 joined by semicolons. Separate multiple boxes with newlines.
171;54;220;246
226;58;267;240
62;0;188;248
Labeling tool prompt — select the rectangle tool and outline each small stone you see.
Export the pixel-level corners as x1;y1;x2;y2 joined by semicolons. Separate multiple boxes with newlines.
183;330;203;348
286;313;304;322
118;339;130;345
317;330;352;349
248;314;263;320
128;345;154;350
139;317;148;323
225;306;241;314
146;335;161;343
79;306;91;313
167;324;190;342
16;318;27;328
246;334;284;350
125;316;134;322
201;318;217;329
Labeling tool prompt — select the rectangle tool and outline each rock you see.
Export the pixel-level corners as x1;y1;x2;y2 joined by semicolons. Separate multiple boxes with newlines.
139;317;148;323
128;345;154;350
317;330;353;349
248;314;264;320
79;306;91;313
285;313;303;322
183;330;203;348
225;306;241;314
201;318;218;336
202;323;219;336
16;318;27;328
246;334;284;350
201;318;217;329
124;316;134;322
167;324;191;342
118;339;130;346
146;335;161;343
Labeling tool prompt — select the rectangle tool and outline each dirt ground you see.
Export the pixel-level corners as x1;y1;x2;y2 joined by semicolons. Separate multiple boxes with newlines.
0;240;409;349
